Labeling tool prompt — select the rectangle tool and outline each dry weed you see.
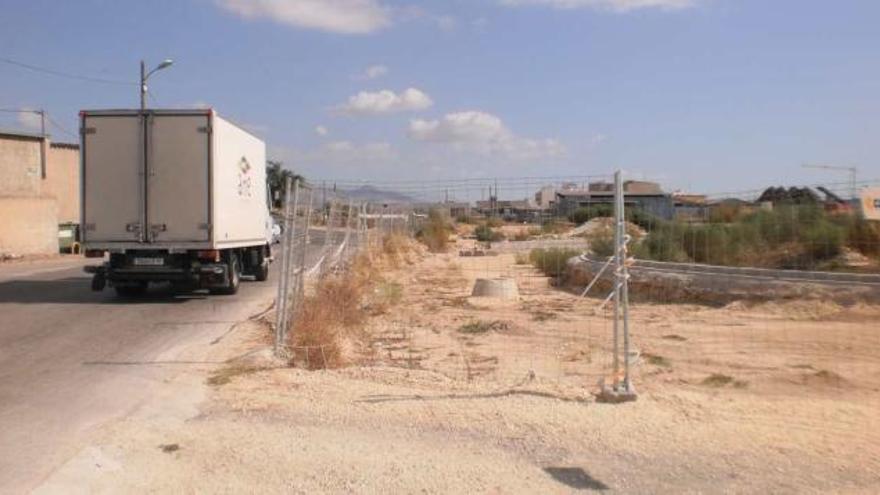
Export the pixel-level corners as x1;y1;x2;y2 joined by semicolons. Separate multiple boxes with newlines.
458;320;510;334
286;236;417;370
207;364;267;386
642;352;671;367
382;233;413;266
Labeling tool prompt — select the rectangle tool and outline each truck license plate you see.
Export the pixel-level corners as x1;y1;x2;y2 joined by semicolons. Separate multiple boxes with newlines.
133;257;164;266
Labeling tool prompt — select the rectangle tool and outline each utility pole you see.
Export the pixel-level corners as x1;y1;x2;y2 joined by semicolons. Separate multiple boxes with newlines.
139;61;146;111
38;109;46;178
140;59;174;111
494;178;499;218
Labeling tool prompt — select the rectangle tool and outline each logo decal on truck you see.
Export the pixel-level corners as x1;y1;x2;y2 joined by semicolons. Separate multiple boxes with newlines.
237;156;253;197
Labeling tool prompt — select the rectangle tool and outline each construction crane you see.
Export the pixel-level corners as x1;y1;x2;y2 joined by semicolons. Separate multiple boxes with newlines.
802;163;858;200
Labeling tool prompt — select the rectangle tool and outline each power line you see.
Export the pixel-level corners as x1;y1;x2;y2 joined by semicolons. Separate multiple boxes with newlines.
46;114;76;139
0;56;135;86
0;107;76;139
146;89;160;107
0;108;41;113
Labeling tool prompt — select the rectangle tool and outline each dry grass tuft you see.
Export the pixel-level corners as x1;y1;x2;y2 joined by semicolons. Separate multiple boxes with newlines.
805;369;847;387
289;295;344;370
207;364;267;386
458;320;509;334
700;373;748;388
370;281;403;315
531;310;557;322
317;273;368;328
286;237;413;370
288;272;368;370
701;373;734;387
382;233;413;266
417;210;454;252
643;352;671;367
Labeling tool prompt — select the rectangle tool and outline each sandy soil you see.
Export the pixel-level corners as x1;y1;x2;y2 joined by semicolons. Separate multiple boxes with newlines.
39;237;880;493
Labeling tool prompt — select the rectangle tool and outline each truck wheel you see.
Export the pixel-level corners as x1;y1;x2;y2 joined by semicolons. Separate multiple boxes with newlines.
254;249;270;282
115;283;147;297
213;253;241;295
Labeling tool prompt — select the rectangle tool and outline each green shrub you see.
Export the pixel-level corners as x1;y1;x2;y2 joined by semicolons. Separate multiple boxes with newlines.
708;203;745;223
540;220;569;235
632;204;863;269
632;224;689;262
801;222;845;261
529;247;581;277
485;217;504;228
569;205;612;224
475;223;504;242
589;228;615;258
417;209;453;252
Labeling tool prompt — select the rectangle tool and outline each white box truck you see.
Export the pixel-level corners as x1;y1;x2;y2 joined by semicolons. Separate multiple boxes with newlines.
80;109;273;296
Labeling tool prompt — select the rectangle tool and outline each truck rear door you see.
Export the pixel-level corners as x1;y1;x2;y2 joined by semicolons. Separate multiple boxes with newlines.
82;114;143;242
146;114;211;243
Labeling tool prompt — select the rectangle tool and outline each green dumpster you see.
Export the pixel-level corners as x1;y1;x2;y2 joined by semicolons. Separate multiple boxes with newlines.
58;223;80;254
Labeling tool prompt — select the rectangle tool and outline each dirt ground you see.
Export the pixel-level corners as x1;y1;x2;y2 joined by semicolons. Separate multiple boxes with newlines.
39;237;880;493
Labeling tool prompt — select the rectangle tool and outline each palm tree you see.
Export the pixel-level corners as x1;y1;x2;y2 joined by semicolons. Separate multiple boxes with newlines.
266;160;304;209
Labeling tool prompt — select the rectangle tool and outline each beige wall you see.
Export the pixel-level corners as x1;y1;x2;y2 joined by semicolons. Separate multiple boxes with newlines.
0;134;42;196
45;144;80;223
0;134;79;255
0;197;58;255
860;187;880;221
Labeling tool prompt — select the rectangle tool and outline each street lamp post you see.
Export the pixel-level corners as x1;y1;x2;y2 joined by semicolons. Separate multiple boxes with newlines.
140;59;173;111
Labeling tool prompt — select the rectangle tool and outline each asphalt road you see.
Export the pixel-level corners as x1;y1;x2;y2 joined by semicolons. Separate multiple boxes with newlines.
0;230;343;492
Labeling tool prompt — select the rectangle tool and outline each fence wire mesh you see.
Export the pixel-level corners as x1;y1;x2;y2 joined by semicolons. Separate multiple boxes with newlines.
270;171;880;450
273;173;880;414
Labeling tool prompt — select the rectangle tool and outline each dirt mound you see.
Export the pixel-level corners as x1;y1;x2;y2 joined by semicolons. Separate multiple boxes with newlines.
565;217;645;239
723;300;847;320
802;369;849;388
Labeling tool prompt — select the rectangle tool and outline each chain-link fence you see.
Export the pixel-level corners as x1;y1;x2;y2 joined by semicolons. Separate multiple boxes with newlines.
571;178;880;399
272;173;880;401
272;178;415;367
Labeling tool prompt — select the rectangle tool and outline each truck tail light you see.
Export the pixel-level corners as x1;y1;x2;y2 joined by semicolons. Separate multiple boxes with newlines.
197;250;221;262
85;249;105;258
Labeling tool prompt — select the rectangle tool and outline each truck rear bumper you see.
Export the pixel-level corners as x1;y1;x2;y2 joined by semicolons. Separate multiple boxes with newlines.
85;263;229;289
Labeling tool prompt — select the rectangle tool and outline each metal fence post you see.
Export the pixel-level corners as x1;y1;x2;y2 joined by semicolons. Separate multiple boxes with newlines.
612;171;621;388
297;187;315;296
599;170;637;402
616;171;633;393
343;198;354;262
322;199;335;274
274;177;297;355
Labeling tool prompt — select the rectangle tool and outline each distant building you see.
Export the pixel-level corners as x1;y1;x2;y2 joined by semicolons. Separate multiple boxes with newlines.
554;180;674;220
0;130;80;256
475;198;541;221
533;185;556;209
704;198;759;222
409;201;471;218
672;193;708;222
859;188;880;221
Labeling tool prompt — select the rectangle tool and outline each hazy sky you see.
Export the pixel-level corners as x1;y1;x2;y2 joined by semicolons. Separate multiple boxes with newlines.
1;0;878;194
